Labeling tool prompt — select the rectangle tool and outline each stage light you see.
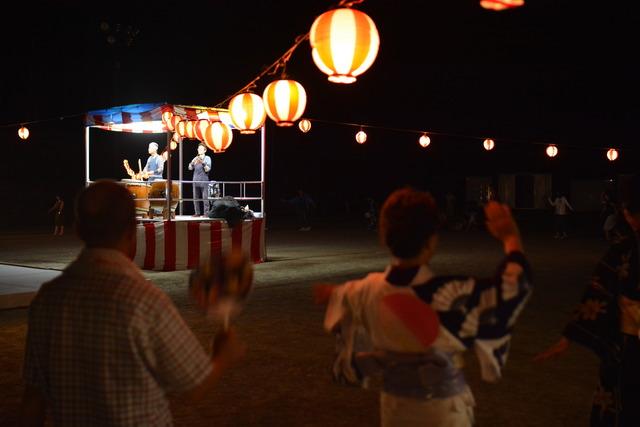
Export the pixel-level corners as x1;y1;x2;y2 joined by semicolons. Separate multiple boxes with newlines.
263;80;307;127
480;0;524;11
419;134;431;148
18;126;29;140
356;129;367;144
298;119;311;133
546;144;558;158
606;148;618;161
228;92;266;134
194;119;210;141
203;122;233;153
310;8;380;83
483;138;495;151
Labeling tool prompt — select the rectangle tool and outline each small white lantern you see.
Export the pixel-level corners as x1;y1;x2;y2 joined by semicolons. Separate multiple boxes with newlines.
483;138;495;151
419;134;431;148
546;144;558;158
606;148;619;161
298;119;311;133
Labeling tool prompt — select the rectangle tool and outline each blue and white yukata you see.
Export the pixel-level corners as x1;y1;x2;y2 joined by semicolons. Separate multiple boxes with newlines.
324;252;532;426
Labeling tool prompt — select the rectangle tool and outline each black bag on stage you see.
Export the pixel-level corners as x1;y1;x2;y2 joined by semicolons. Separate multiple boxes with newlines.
208;196;254;228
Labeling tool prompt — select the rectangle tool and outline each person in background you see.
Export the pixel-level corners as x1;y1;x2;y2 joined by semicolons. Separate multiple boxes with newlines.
47;196;64;236
188;143;212;217
549;192;574;239
535;174;640;426
142;142;164;182
315;187;532;427
20;180;246;426
283;190;316;231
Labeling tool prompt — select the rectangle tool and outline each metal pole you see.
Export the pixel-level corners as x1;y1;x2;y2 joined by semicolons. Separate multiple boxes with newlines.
179;133;183;216
85;126;90;186
166;132;172;221
260;125;266;217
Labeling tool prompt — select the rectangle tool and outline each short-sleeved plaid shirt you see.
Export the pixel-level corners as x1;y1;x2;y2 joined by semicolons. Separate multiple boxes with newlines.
24;248;212;426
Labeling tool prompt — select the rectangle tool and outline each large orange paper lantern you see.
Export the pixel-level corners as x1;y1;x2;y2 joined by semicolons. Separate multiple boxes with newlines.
162;111;174;130
194;119;210;141
483;138;495;151
18;126;30;140
228;93;266;134
480;0;524;11
203;122;233;153
262;80;307;127
298;119;311;133
419;134;430;148
606;148;619;161
546;144;558;158
310;8;380;84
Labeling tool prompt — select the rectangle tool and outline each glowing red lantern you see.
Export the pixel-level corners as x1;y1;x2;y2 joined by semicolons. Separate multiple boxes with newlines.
298;119;311;133
203;122;233;153
310;8;380;84
262;80;307;127
546;144;558;158
176;120;188;138
228;93;266;134
483;138;495;151
480;0;524;11
606;148;619;161
18;126;30;140
419;134;430;148
194;119;210;141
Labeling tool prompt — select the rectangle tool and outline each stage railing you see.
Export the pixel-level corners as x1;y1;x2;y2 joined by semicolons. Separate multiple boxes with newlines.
110;178;264;219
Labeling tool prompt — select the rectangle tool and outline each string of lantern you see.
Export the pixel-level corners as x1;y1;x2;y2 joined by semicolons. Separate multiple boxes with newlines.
293;117;631;162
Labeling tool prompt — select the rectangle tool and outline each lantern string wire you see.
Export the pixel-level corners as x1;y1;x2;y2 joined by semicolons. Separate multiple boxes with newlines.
213;0;361;108
303;117;636;152
0;112;85;129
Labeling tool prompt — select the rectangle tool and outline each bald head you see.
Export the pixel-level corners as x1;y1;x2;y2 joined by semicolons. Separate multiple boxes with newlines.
76;180;136;248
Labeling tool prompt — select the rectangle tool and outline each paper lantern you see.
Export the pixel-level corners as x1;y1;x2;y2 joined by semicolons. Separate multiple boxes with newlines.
298;119;311;133
185;120;198;139
483;138;495;151
171;116;183;134
310;8;380;84
18;126;29;140
162;111;174;130
355;129;367;144
262;79;307;127
606;148;619;161
176;120;188;138
171;132;182;150
194;119;210;141
203;122;233;153
228;93;266;134
546;144;558;158
480;0;524;11
419;134;431;148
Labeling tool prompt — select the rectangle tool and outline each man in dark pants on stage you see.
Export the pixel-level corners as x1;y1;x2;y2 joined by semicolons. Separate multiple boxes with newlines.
189;143;212;217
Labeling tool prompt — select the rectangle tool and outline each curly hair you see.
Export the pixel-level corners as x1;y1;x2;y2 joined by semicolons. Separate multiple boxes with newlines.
379;187;440;259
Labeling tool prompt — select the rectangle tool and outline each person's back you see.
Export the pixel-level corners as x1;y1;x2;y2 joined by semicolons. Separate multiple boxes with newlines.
22;180;245;426
26;248;204;425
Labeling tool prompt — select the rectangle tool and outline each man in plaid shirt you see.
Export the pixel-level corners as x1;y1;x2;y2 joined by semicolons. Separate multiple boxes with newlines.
20;180;246;426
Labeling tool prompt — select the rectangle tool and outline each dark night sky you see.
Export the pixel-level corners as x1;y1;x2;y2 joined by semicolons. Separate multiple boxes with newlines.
1;0;639;226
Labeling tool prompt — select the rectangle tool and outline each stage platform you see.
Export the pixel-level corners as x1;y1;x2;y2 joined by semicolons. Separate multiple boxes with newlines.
134;217;266;271
0;264;61;310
